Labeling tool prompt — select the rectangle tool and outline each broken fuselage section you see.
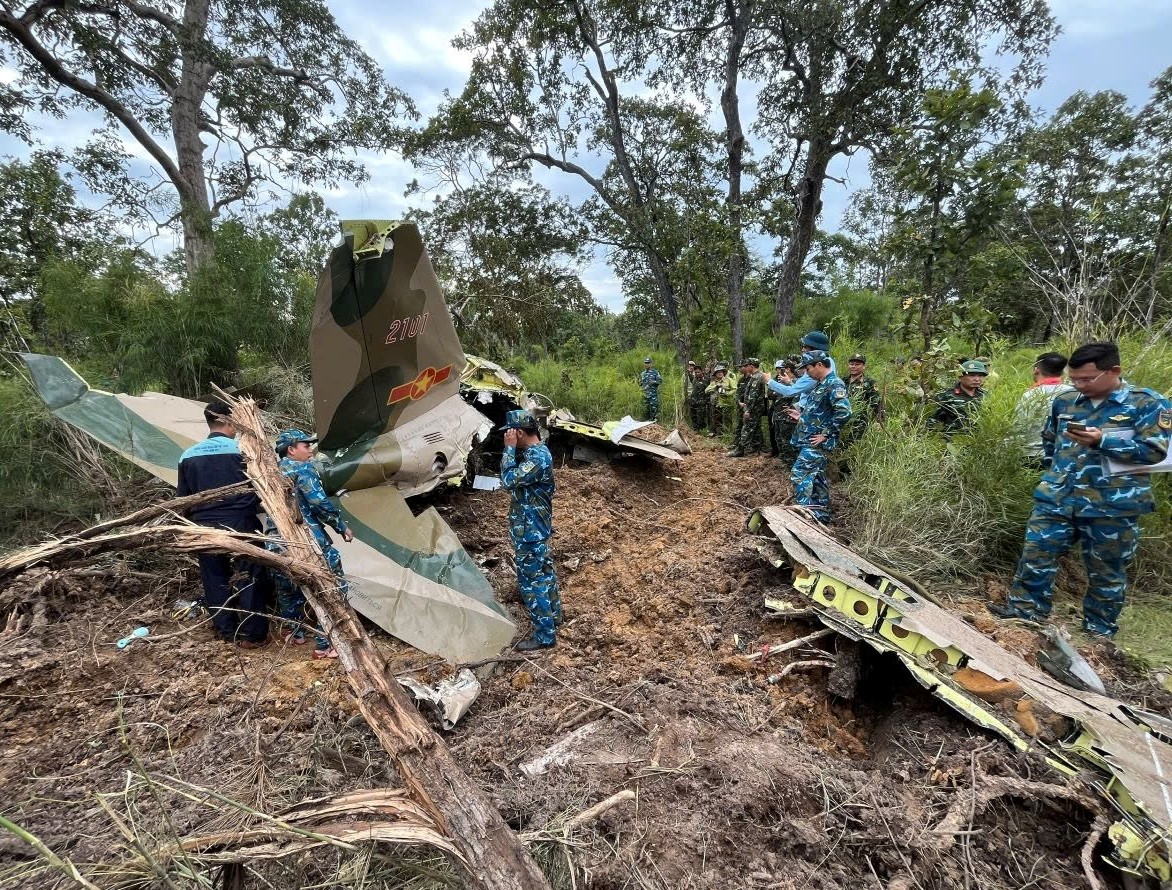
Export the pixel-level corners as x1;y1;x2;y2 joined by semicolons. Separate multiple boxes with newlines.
750;506;1172;883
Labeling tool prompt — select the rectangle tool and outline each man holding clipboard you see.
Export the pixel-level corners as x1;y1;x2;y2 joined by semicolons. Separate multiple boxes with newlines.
988;342;1172;637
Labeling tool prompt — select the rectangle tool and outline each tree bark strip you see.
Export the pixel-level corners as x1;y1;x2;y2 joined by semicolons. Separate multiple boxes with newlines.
226;395;551;890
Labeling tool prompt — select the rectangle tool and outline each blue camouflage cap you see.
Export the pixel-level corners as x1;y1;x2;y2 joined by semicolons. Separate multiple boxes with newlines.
499;409;539;431
797;349;830;369
275;428;318;454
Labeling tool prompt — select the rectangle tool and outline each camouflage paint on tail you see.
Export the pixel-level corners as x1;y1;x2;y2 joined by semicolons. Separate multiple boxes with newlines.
312;221;475;494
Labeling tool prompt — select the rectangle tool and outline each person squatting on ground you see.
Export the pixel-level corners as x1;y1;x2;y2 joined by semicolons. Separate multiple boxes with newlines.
728;357;768;457
264;428;353;660
930;360;988;434
705;364;735;436
640;358;663;422
785;351;852;524
989;342;1172;638
500;410;562;651
177;400;272;648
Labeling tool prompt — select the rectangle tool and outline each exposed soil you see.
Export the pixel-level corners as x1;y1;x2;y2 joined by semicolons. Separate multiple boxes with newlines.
0;433;1151;889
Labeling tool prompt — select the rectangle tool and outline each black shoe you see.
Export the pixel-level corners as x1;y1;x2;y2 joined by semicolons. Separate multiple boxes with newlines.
986;601;1037;622
515;636;555;652
726;450;744;458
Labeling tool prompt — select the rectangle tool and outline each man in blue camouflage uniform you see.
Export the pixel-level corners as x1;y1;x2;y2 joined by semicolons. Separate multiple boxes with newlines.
640;358;663;421
500;410;562;651
989;343;1171;637
265;429;353;659
788;351;853;524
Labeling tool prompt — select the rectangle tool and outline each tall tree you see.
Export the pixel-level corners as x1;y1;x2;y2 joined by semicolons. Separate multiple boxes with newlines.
756;0;1055;330
0;0;413;274
427;0;722;362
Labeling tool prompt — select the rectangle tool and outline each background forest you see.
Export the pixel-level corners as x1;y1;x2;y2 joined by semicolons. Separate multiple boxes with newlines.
2;0;1172;654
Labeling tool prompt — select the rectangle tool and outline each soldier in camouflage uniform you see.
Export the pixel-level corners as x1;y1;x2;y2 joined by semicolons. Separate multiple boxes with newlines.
989;343;1171;637
768;358;801;464
500;409;562;651
728;357;767;457
640;358;663;421
705;364;735;436
687;362;710;432
789;351;852;524
930;360;988;434
265;429;354;659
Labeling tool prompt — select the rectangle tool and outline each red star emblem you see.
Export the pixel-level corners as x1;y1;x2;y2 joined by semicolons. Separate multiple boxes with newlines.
386;364;452;406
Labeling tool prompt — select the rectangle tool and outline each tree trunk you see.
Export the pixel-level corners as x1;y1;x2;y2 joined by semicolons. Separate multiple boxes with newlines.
721;0;751;366
773;147;830;331
173;0;215;276
227;395;552;890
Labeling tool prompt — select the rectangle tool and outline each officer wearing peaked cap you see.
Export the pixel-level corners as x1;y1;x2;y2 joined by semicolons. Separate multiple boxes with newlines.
729;357;767;457
264;428;353;659
931;360;987;435
639;358;663;422
500;410;562;650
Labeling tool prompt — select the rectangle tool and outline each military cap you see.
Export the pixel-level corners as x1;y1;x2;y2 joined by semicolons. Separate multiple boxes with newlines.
713;363;728;373
959;359;989;376
801;330;831;351
275;428;318;455
848;353;866;363
774;359;786;369
499;409;539;431
798;350;830;369
786;353;802;367
643;357;653;364
741;356;760;367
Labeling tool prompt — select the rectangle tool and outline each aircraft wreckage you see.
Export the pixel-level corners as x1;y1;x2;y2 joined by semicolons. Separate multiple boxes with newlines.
750;505;1172;883
21;220;685;664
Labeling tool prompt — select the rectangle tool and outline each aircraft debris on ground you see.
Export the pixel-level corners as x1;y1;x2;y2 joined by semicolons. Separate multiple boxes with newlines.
20;220;687;664
750;505;1172;882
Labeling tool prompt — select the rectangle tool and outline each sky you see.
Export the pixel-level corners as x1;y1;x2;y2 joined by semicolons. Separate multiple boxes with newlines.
2;0;1171;311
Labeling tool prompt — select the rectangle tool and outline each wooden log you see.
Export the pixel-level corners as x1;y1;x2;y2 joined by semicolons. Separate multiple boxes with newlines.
226;395;551;890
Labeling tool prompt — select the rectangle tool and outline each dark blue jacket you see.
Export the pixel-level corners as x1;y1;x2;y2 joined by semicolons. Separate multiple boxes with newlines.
176;433;261;530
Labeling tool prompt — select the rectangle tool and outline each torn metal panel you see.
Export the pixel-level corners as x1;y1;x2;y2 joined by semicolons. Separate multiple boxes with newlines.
749;505;1172;882
548;415;683;462
398;668;482;730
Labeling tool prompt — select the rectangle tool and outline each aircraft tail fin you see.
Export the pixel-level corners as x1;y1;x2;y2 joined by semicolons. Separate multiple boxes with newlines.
311;221;467;452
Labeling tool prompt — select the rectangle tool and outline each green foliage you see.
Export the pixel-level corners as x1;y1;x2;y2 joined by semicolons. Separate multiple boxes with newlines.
514;349;684;425
0;377;130;541
38;216;315;396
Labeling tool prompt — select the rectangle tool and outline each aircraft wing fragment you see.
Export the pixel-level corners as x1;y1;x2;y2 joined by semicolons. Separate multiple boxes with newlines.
749;505;1172;883
547;415;684;463
19;353;514;662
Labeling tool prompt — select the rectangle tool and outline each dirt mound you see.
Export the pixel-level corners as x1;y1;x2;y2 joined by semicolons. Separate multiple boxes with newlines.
0;441;1129;888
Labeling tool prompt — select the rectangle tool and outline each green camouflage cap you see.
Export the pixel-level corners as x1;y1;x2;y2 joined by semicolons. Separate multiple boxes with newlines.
276;428;318;455
960;360;989;376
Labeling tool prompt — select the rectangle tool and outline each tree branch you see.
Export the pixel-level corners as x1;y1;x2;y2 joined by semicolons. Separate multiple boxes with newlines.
0;12;184;188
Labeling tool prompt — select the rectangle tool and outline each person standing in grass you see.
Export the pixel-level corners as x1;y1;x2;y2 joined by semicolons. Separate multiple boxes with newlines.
500;409;561;651
265;428;353;660
788;351;852;524
1014;352;1074;464
639;358;662;422
930;360;988;434
687;361;710;432
989;342;1171;638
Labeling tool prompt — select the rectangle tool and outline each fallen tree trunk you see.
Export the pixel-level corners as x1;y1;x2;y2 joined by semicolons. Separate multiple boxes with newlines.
226;395;551;890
